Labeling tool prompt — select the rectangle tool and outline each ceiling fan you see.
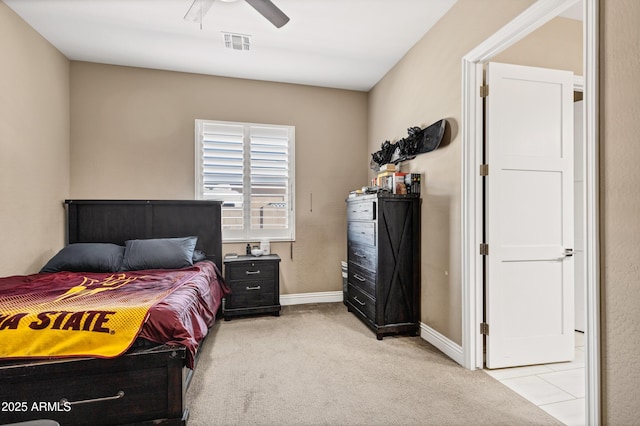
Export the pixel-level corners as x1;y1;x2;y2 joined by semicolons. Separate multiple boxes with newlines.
184;0;290;29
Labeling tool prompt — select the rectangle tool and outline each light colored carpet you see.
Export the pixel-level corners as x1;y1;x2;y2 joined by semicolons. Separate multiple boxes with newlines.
186;303;562;425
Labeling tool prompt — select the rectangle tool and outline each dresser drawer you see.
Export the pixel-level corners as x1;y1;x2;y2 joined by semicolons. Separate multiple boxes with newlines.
348;242;377;271
348;283;375;323
348;263;375;298
347;200;376;221
347;221;376;246
227;261;276;282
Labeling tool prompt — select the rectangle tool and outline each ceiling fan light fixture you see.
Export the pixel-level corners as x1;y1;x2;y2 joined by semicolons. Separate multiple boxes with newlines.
184;0;214;24
184;0;290;29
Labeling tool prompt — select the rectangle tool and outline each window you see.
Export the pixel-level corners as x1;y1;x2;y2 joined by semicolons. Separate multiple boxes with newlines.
195;119;295;242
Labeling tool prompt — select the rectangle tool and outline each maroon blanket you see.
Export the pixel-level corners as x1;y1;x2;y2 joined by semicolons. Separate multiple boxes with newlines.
139;261;230;367
0;261;229;368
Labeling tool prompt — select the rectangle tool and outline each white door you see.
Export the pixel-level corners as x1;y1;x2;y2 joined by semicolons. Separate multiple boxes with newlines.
485;62;575;369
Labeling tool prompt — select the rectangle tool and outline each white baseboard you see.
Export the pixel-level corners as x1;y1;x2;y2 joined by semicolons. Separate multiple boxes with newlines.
280;291;343;306
420;322;464;367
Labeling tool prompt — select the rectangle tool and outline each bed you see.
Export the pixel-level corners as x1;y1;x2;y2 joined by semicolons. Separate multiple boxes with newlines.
0;200;226;425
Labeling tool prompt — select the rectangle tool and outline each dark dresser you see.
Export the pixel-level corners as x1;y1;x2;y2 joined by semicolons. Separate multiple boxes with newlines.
346;193;420;339
223;254;281;320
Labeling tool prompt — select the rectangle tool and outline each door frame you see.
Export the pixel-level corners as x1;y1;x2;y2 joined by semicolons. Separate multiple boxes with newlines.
460;0;599;424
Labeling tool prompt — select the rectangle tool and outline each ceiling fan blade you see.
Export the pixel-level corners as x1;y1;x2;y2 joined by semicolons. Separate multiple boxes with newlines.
244;0;290;28
184;0;215;23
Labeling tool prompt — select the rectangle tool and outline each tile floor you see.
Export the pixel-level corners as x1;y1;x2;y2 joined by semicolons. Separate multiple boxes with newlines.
484;332;585;426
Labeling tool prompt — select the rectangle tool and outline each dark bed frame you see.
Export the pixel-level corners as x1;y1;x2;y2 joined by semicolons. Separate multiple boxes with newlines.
0;200;222;426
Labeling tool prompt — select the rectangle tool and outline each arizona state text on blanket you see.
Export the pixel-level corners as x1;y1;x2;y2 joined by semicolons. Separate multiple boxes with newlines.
0;267;207;359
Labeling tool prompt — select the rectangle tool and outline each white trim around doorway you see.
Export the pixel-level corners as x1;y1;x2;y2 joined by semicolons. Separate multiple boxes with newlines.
460;0;599;424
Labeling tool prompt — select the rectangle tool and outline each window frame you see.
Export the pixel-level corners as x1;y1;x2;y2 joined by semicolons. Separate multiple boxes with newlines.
195;119;295;243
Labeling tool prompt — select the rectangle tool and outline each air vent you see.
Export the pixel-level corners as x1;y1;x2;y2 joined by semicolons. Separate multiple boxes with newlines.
222;32;251;51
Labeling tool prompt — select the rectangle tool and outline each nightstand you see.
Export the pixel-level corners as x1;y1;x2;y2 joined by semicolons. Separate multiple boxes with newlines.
223;254;281;320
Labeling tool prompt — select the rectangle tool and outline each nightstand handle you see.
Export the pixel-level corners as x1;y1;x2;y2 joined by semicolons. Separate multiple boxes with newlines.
353;296;366;306
246;270;261;275
246;285;262;291
353;273;365;282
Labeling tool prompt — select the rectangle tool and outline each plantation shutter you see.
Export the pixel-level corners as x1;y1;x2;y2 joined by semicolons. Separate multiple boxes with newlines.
249;126;290;237
200;122;245;232
196;120;295;241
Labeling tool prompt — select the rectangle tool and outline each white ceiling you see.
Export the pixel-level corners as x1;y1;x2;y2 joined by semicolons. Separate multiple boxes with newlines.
4;0;583;92
4;0;459;91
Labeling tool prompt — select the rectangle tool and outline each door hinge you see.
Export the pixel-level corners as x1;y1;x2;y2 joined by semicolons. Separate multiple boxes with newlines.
479;164;489;176
479;243;489;256
480;85;489;98
480;322;489;335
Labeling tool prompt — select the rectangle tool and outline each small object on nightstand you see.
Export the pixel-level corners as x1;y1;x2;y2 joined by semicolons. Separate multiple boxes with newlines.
245;243;251;255
223;254;281;320
260;239;271;255
225;253;238;259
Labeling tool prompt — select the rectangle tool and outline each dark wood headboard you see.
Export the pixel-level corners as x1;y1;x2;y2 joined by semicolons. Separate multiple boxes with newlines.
65;200;223;270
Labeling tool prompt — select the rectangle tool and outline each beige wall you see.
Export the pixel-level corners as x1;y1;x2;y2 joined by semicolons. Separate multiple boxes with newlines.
495;16;583;75
70;62;368;296
368;0;542;344
600;0;640;422
0;2;70;275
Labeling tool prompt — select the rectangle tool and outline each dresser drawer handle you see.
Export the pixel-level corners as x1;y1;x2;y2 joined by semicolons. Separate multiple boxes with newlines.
246;285;262;291
61;390;125;406
353;273;365;282
353;252;367;258
246;270;261;275
353;296;366;306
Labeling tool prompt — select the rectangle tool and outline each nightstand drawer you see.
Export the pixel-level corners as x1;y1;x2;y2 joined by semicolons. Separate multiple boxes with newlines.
227;261;276;281
226;281;275;308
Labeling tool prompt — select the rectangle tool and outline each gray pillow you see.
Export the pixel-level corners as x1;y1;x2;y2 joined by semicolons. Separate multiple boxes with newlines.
121;236;198;271
40;243;125;273
192;249;207;263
